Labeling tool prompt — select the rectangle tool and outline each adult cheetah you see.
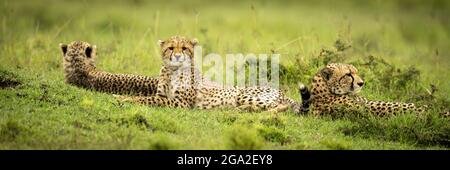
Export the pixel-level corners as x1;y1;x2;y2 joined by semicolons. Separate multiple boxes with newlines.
60;41;158;96
118;36;301;113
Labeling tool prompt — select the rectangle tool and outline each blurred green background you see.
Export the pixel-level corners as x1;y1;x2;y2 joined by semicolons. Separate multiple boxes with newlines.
0;0;449;149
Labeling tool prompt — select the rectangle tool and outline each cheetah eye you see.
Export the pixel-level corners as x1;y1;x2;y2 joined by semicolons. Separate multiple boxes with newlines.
168;47;174;50
346;73;352;76
182;47;187;51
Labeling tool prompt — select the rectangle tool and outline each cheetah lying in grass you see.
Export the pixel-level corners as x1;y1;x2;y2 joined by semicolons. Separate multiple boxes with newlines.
298;63;429;116
117;36;301;113
60;41;158;96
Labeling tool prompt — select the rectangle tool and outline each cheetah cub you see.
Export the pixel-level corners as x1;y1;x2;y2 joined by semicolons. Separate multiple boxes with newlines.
118;36;300;113
60;41;158;96
298;63;427;116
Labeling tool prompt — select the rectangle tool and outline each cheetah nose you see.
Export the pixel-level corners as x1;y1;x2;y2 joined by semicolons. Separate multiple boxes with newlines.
174;54;181;60
357;81;364;87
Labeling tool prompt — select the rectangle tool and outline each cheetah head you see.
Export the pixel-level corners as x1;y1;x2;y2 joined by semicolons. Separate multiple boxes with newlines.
60;41;97;71
320;63;364;95
159;36;198;69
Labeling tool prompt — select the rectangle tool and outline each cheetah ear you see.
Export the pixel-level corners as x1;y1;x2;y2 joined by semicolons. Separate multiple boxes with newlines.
191;38;198;46
59;43;68;56
320;67;333;80
158;40;165;46
85;45;96;58
349;65;358;73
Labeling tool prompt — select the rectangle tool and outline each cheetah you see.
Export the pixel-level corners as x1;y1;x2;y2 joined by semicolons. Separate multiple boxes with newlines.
118;36;300;113
298;63;427;116
60;41;158;96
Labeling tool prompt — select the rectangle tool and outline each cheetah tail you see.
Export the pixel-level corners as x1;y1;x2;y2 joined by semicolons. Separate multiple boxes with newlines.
284;97;301;114
298;82;311;114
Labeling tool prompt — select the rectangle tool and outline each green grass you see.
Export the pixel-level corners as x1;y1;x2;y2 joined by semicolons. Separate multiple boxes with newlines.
0;0;449;149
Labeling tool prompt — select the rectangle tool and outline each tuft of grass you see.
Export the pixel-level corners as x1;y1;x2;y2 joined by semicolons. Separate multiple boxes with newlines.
225;125;264;150
0;120;24;142
320;138;351;150
258;114;287;128
0;69;22;89
118;112;152;129
148;133;179;150
257;126;291;144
